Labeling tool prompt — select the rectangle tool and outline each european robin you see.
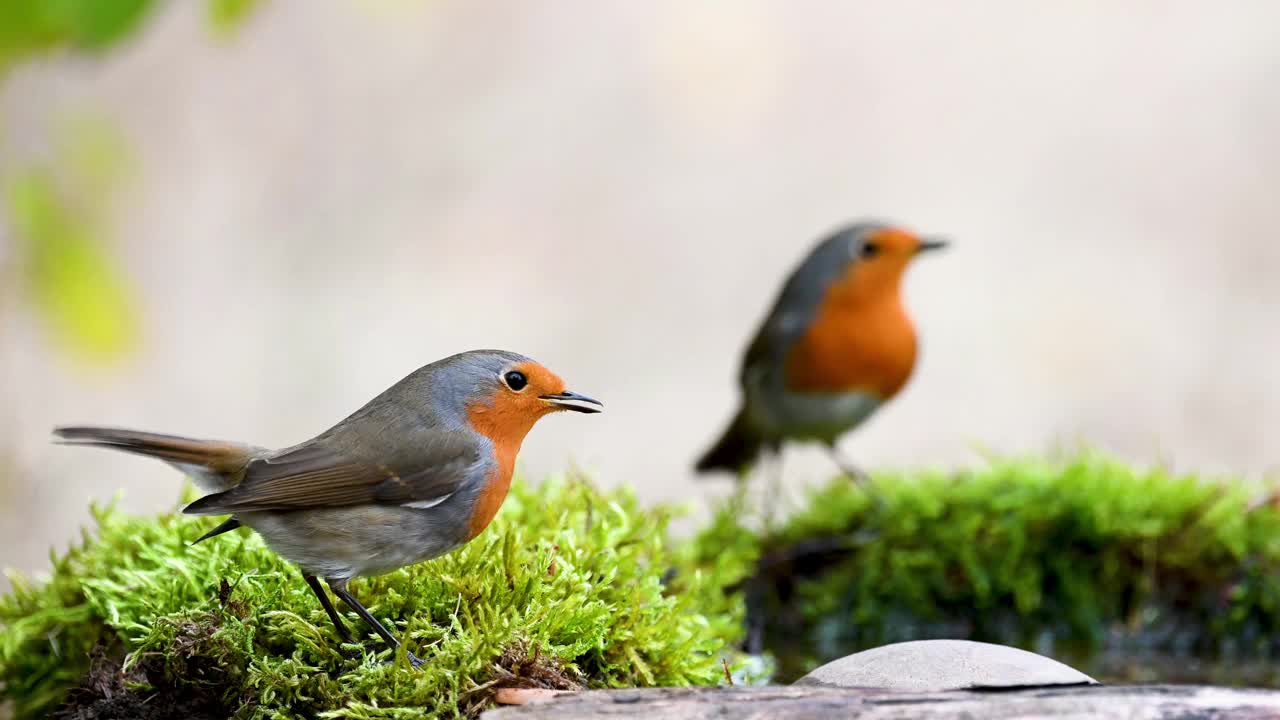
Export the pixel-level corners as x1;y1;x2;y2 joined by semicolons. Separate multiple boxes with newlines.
55;349;602;668
695;222;945;483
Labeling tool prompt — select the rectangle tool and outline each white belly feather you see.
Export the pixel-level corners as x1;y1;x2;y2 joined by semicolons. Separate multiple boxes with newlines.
744;367;882;442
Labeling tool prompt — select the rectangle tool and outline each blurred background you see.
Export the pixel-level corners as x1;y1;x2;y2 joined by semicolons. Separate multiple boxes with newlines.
2;1;1278;590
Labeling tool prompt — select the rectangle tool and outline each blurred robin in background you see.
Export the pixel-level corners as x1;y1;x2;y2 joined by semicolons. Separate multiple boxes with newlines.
695;221;946;486
55;349;601;668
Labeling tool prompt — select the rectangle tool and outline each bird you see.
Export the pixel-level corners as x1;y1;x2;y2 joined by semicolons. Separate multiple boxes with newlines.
695;221;945;485
54;349;602;668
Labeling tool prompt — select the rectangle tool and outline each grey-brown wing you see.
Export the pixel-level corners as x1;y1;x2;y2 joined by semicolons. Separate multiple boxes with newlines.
182;432;480;515
739;298;814;388
739;231;858;386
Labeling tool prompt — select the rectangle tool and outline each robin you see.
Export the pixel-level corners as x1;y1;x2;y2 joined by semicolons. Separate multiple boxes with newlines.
695;222;945;483
55;349;602;668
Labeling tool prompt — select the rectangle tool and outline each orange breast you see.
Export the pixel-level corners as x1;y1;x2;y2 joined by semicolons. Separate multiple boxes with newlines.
464;451;516;540
784;279;918;398
464;404;530;540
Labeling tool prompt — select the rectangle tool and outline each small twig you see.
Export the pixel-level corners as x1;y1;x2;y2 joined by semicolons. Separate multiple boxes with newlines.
721;657;734;686
459;676;504;699
495;688;573;706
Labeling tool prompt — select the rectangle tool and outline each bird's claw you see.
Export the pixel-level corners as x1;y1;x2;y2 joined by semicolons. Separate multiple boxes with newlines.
379;650;427;669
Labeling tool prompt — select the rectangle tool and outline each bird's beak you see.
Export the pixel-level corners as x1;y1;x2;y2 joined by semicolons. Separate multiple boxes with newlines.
916;237;949;253
540;391;603;413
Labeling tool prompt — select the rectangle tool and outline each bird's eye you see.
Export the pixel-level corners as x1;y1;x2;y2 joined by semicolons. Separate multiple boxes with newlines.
503;371;528;392
860;242;881;259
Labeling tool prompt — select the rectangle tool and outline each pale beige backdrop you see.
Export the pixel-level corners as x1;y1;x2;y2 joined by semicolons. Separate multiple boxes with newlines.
2;1;1279;586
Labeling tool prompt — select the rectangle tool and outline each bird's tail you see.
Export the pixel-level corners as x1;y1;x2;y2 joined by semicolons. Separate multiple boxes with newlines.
694;409;764;477
53;426;256;493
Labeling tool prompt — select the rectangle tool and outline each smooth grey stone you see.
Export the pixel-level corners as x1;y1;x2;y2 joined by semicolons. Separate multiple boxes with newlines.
794;639;1098;691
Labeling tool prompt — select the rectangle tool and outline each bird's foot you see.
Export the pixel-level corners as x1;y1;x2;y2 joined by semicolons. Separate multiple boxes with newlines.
832;460;871;487
379;649;426;669
843;465;871;486
825;446;870;486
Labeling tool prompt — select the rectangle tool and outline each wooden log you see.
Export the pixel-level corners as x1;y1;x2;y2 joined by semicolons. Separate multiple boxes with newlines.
482;684;1280;719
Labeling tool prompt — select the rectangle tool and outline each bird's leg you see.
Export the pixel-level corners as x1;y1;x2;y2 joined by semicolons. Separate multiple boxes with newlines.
762;446;785;534
826;443;889;518
826;443;871;486
304;575;353;644
326;577;425;669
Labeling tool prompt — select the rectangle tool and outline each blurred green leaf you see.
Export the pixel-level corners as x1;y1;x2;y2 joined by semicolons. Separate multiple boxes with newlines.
0;1;65;71
0;0;269;367
0;0;160;74
50;0;157;50
0;0;268;74
207;0;263;37
5;166;138;363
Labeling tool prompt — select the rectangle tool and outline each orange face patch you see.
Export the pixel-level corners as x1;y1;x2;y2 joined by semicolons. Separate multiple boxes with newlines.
783;228;923;397
831;228;925;305
462;361;567;539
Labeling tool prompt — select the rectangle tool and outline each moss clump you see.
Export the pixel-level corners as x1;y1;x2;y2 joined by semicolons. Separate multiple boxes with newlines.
0;477;743;719
9;451;1280;714
690;451;1280;681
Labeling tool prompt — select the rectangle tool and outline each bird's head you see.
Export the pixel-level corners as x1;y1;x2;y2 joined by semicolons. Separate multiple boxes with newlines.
822;223;948;304
433;350;602;444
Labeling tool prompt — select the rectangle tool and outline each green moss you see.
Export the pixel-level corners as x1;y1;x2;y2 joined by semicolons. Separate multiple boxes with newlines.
0;477;743;719
9;452;1280;715
689;451;1280;681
